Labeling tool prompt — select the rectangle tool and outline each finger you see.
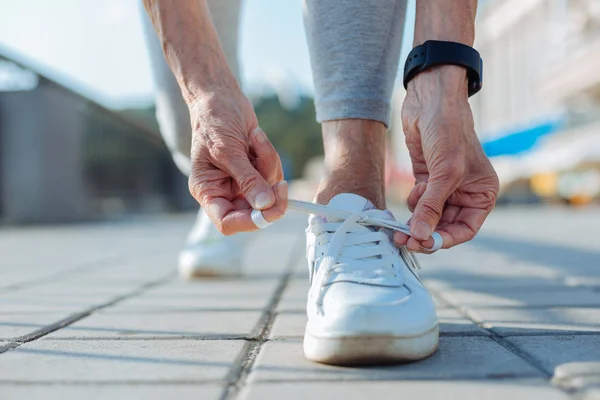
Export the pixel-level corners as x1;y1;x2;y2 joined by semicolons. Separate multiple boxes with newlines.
250;127;284;185
406;237;427;253
393;231;410;246
394;227;437;251
410;178;457;241
406;181;427;213
435;207;489;248
204;182;288;235
261;180;288;221
398;205;459;249
219;150;276;211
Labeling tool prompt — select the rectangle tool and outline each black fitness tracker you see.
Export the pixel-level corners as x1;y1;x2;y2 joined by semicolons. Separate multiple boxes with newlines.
403;40;483;97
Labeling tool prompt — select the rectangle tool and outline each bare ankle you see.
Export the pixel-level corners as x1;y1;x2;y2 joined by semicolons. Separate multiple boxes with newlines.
315;119;387;209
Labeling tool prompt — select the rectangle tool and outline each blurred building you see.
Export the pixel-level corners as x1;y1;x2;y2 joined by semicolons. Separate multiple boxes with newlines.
472;0;600;203
0;46;189;224
390;0;600;204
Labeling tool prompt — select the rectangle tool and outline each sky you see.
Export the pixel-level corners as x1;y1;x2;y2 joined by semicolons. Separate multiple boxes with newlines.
0;0;416;109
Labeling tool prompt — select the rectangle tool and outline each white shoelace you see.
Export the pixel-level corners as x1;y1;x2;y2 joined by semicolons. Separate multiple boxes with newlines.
287;199;442;250
287;199;441;314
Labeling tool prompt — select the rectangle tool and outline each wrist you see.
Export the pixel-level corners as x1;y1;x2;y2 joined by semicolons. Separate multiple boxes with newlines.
406;65;469;101
180;73;241;106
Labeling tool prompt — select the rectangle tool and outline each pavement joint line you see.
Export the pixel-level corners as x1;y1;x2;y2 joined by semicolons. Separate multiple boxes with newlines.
0;342;19;355
245;374;549;384
498;331;600;337
457;304;600;310
429;287;555;378
0;375;550;386
90;308;267;314
0;255;125;295
220;235;305;400
0;272;176;350
43;335;251;341
0;247;178;295
0;379;226;385
267;330;493;341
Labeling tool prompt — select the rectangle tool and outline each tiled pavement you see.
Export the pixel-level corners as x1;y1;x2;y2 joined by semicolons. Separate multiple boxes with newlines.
0;207;599;399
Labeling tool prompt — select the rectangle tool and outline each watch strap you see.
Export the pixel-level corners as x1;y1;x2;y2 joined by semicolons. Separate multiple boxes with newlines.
403;40;483;97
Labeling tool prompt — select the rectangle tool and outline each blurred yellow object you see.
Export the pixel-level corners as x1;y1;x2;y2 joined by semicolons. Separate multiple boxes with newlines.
530;172;558;197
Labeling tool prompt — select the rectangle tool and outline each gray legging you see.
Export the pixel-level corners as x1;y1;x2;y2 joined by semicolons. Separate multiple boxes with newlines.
141;0;407;177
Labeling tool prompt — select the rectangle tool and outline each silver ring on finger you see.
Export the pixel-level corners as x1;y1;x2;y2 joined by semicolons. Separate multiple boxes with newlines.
421;232;443;253
251;209;272;229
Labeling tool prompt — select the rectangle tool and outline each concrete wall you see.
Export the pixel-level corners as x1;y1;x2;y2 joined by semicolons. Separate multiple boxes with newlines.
0;83;87;223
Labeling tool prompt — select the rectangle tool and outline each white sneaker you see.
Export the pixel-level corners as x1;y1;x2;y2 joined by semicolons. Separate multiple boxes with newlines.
300;193;438;365
178;210;245;279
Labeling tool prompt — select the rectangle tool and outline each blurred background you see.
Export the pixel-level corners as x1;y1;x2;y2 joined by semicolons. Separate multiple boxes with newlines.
0;0;599;225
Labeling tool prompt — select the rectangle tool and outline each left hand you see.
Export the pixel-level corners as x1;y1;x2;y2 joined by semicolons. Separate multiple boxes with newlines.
394;66;499;253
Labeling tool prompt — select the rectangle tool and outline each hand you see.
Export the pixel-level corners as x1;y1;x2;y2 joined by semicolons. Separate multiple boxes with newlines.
187;90;288;235
394;66;499;252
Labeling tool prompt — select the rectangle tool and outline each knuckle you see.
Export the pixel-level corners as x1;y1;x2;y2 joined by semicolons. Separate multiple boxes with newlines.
188;178;204;203
439;162;465;179
210;143;230;161
235;171;260;193
419;201;443;221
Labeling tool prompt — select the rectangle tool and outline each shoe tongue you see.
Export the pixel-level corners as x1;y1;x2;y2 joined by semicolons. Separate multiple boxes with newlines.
327;193;374;212
327;193;396;222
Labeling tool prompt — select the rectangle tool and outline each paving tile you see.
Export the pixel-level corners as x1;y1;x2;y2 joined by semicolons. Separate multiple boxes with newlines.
582;386;600;400
0;313;75;340
435;308;488;335
467;307;600;336
0;340;244;383
276;281;309;312
439;286;600;308
507;335;600;377
25;279;145;295
269;313;306;339
75;255;177;282
240;380;568;400
269;309;486;339
424;277;565;290
0;292;104;313
249;337;541;382
112;280;279;312
244;224;303;275
0;384;224;400
0;281;142;314
418;244;562;282
45;310;262;339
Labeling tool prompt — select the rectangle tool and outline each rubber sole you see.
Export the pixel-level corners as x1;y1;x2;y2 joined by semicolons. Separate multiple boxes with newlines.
303;324;439;366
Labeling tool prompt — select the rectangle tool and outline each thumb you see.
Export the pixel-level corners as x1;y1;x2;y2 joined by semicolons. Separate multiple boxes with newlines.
222;154;275;210
410;180;454;241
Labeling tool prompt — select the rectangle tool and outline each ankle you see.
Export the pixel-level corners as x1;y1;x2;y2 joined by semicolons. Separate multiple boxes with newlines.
315;176;385;209
316;119;387;209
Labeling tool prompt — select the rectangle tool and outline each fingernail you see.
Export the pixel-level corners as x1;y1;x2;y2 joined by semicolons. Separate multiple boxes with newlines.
253;127;267;143
276;181;288;200
254;191;272;209
413;221;432;241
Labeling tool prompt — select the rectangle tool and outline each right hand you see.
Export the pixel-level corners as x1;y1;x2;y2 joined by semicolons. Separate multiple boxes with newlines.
187;90;288;235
